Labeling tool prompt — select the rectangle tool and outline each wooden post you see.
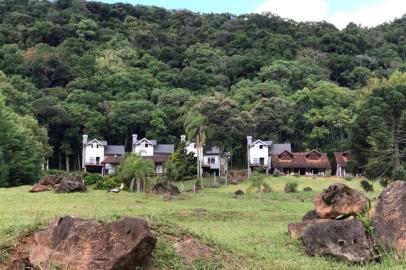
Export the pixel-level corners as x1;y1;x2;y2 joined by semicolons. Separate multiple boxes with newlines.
193;182;196;193
214;171;216;184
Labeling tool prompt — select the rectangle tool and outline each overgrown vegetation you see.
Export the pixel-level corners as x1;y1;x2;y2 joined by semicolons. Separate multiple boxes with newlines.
0;1;405;186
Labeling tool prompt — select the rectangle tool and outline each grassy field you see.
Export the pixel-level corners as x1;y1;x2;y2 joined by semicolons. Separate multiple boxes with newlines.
0;176;404;269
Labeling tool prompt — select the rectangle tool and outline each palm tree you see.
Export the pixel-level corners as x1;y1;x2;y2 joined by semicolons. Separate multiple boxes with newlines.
184;112;210;181
116;153;154;192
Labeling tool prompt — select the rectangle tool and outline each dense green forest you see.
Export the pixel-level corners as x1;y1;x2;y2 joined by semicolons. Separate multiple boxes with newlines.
0;0;405;186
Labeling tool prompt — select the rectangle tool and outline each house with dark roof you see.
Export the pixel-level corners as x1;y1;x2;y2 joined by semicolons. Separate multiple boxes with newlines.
332;152;350;177
82;135;125;175
246;136;292;175
181;135;230;176
132;134;174;175
271;150;331;176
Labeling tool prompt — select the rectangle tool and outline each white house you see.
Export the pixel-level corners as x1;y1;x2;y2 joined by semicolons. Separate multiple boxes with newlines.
181;135;230;176
132;134;174;175
247;136;291;175
82;135;125;175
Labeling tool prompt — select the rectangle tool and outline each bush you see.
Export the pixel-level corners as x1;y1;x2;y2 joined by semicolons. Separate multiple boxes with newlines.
391;167;406;181
344;174;353;181
379;178;389;188
84;173;103;185
95;176;120;190
360;180;374;192
261;182;272;193
284;182;298;193
273;169;281;177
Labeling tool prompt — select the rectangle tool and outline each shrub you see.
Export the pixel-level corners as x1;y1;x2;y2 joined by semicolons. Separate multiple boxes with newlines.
95;176;120;190
344;174;353;181
84;173;103;185
261;182;272;193
273;169;281;177
391;167;406;181
360;180;374;192
284;182;298;193
379;178;389;188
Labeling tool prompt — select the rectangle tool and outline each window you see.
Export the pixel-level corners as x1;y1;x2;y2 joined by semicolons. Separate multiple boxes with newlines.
145;143;148;148
208;157;216;164
96;144;99;149
91;144;93;148
259;145;263;149
194;144;196;149
89;157;95;164
96;157;100;164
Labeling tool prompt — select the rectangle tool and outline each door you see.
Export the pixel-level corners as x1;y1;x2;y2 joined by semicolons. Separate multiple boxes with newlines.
259;157;265;166
96;157;100;164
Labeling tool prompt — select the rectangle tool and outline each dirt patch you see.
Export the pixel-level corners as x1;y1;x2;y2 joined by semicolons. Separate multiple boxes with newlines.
174;237;215;264
0;234;35;269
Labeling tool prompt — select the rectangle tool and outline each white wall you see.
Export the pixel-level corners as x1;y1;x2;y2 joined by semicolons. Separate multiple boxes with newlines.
104;164;117;175
134;141;154;156
249;142;269;165
204;155;220;169
85;142;105;164
185;142;204;161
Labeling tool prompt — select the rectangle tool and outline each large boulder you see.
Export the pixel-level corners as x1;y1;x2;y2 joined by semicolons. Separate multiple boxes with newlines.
372;181;406;255
288;219;329;239
314;184;368;219
302;220;378;264
152;181;180;195
29;183;53;193
55;181;87;193
302;210;319;221
29;216;156;270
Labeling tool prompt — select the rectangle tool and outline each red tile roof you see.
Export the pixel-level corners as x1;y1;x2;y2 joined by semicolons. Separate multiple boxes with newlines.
101;156;123;165
142;155;170;163
334;152;350;167
271;150;331;169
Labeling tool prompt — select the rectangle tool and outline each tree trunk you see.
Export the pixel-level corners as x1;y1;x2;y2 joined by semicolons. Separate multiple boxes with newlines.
137;179;141;193
58;151;62;169
130;178;135;192
65;155;70;172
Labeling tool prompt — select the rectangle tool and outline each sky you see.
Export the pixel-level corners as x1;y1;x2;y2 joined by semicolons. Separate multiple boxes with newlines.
100;0;406;29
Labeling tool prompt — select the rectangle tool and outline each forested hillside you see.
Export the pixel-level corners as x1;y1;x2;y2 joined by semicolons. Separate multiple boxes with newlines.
0;0;405;185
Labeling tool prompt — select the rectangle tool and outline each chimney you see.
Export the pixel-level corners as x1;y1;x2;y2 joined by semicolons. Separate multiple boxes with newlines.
181;135;186;143
82;134;88;170
132;134;138;152
247;136;252;146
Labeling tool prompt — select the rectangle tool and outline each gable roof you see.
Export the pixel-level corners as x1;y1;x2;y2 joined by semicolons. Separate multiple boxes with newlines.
204;146;220;155
101;155;123;165
250;139;272;146
105;145;125;156
154;144;175;155
269;143;292;155
334;152;350;167
271;151;331;169
136;138;157;146
143;155;171;163
87;139;107;146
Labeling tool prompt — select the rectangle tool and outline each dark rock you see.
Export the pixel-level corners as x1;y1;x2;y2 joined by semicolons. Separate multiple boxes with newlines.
314;183;368;219
29;216;156;270
288;219;329;239
55;181;87;193
302;220;378;264
234;190;244;196
302;210;319;221
152;181;180;196
29;184;53;193
303;187;313;192
372;181;406;255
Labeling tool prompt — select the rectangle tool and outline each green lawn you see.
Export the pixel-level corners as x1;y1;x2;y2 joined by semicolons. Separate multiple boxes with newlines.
0;176;404;269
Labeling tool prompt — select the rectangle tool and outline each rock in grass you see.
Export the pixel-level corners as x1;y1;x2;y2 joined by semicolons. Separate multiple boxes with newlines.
234;190;244;196
303;187;312;192
302;220;378;264
314;184;368;219
29;216;156;270
288;219;329;239
152;181;180;195
302;210;319;221
29;183;53;193
372;181;406;256
55;180;87;193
